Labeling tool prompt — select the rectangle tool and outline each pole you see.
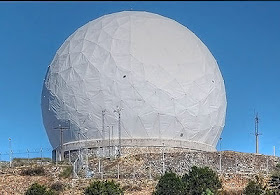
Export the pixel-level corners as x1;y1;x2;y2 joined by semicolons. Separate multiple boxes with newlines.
56;147;58;166
149;162;152;180
101;160;104;180
69;150;71;163
78;132;81;161
9;138;12;168
256;135;259;154
27;149;30;164
85;148;89;177
117;163;120;179
219;137;222;172
219;153;222;173
274;146;276;156
108;126;111;157
266;157;269;175
60;129;63;160
162;143;165;174
219;137;222;151
102;110;106;157
111;125;112;157
114;106;122;157
98;158;101;173
255;113;259;154
118;111;121;157
40;147;43;165
54;125;69;161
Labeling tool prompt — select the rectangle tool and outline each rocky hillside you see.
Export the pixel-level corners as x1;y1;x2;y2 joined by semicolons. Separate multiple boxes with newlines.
0;162;156;194
0;150;279;194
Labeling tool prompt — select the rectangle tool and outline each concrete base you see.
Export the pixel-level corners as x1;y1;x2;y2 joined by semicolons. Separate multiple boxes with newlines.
59;138;216;160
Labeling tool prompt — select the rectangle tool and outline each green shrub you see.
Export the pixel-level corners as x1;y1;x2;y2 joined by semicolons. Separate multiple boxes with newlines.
244;180;263;195
25;183;54;195
84;180;123;195
153;171;184;195
59;165;73;178
202;188;214;195
31;157;52;162
50;181;64;192
12;158;27;167
182;166;222;195
21;166;45;176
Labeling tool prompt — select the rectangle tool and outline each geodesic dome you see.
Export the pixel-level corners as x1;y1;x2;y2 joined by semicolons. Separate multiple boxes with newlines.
41;11;226;152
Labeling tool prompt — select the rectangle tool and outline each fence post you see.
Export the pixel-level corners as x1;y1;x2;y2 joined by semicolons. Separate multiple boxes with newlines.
162;143;165;174
219;152;222;173
98;158;101;173
149;161;152;180
9;138;12;168
40;148;43;165
266;157;269;175
133;165;136;180
117;162;120;179
27;149;30;164
101;160;104;180
69;150;71;164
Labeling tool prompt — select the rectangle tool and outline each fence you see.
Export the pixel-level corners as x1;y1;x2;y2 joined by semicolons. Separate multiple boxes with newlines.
1;147;279;182
0;147;52;165
67;150;280;180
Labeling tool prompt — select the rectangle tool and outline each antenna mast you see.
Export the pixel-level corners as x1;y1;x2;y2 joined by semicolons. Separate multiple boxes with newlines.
54;122;69;161
255;113;260;154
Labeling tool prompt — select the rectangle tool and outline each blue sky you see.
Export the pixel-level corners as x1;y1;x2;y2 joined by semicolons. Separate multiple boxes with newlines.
0;1;280;160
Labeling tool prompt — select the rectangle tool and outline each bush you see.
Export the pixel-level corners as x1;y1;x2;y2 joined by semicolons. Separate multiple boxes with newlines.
244;180;263;195
84;180;123;195
25;183;54;195
182;166;222;195
202;188;214;195
13;158;27;167
153;171;184;195
59;165;72;178
244;175;275;195
269;163;280;193
21;166;45;176
50;181;64;192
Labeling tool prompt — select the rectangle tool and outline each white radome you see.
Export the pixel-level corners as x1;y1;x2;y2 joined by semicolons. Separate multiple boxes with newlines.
41;11;226;152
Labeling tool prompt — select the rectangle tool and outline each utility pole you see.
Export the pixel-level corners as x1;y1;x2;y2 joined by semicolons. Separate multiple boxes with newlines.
54;124;69;161
114;106;122;157
255;113;261;154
